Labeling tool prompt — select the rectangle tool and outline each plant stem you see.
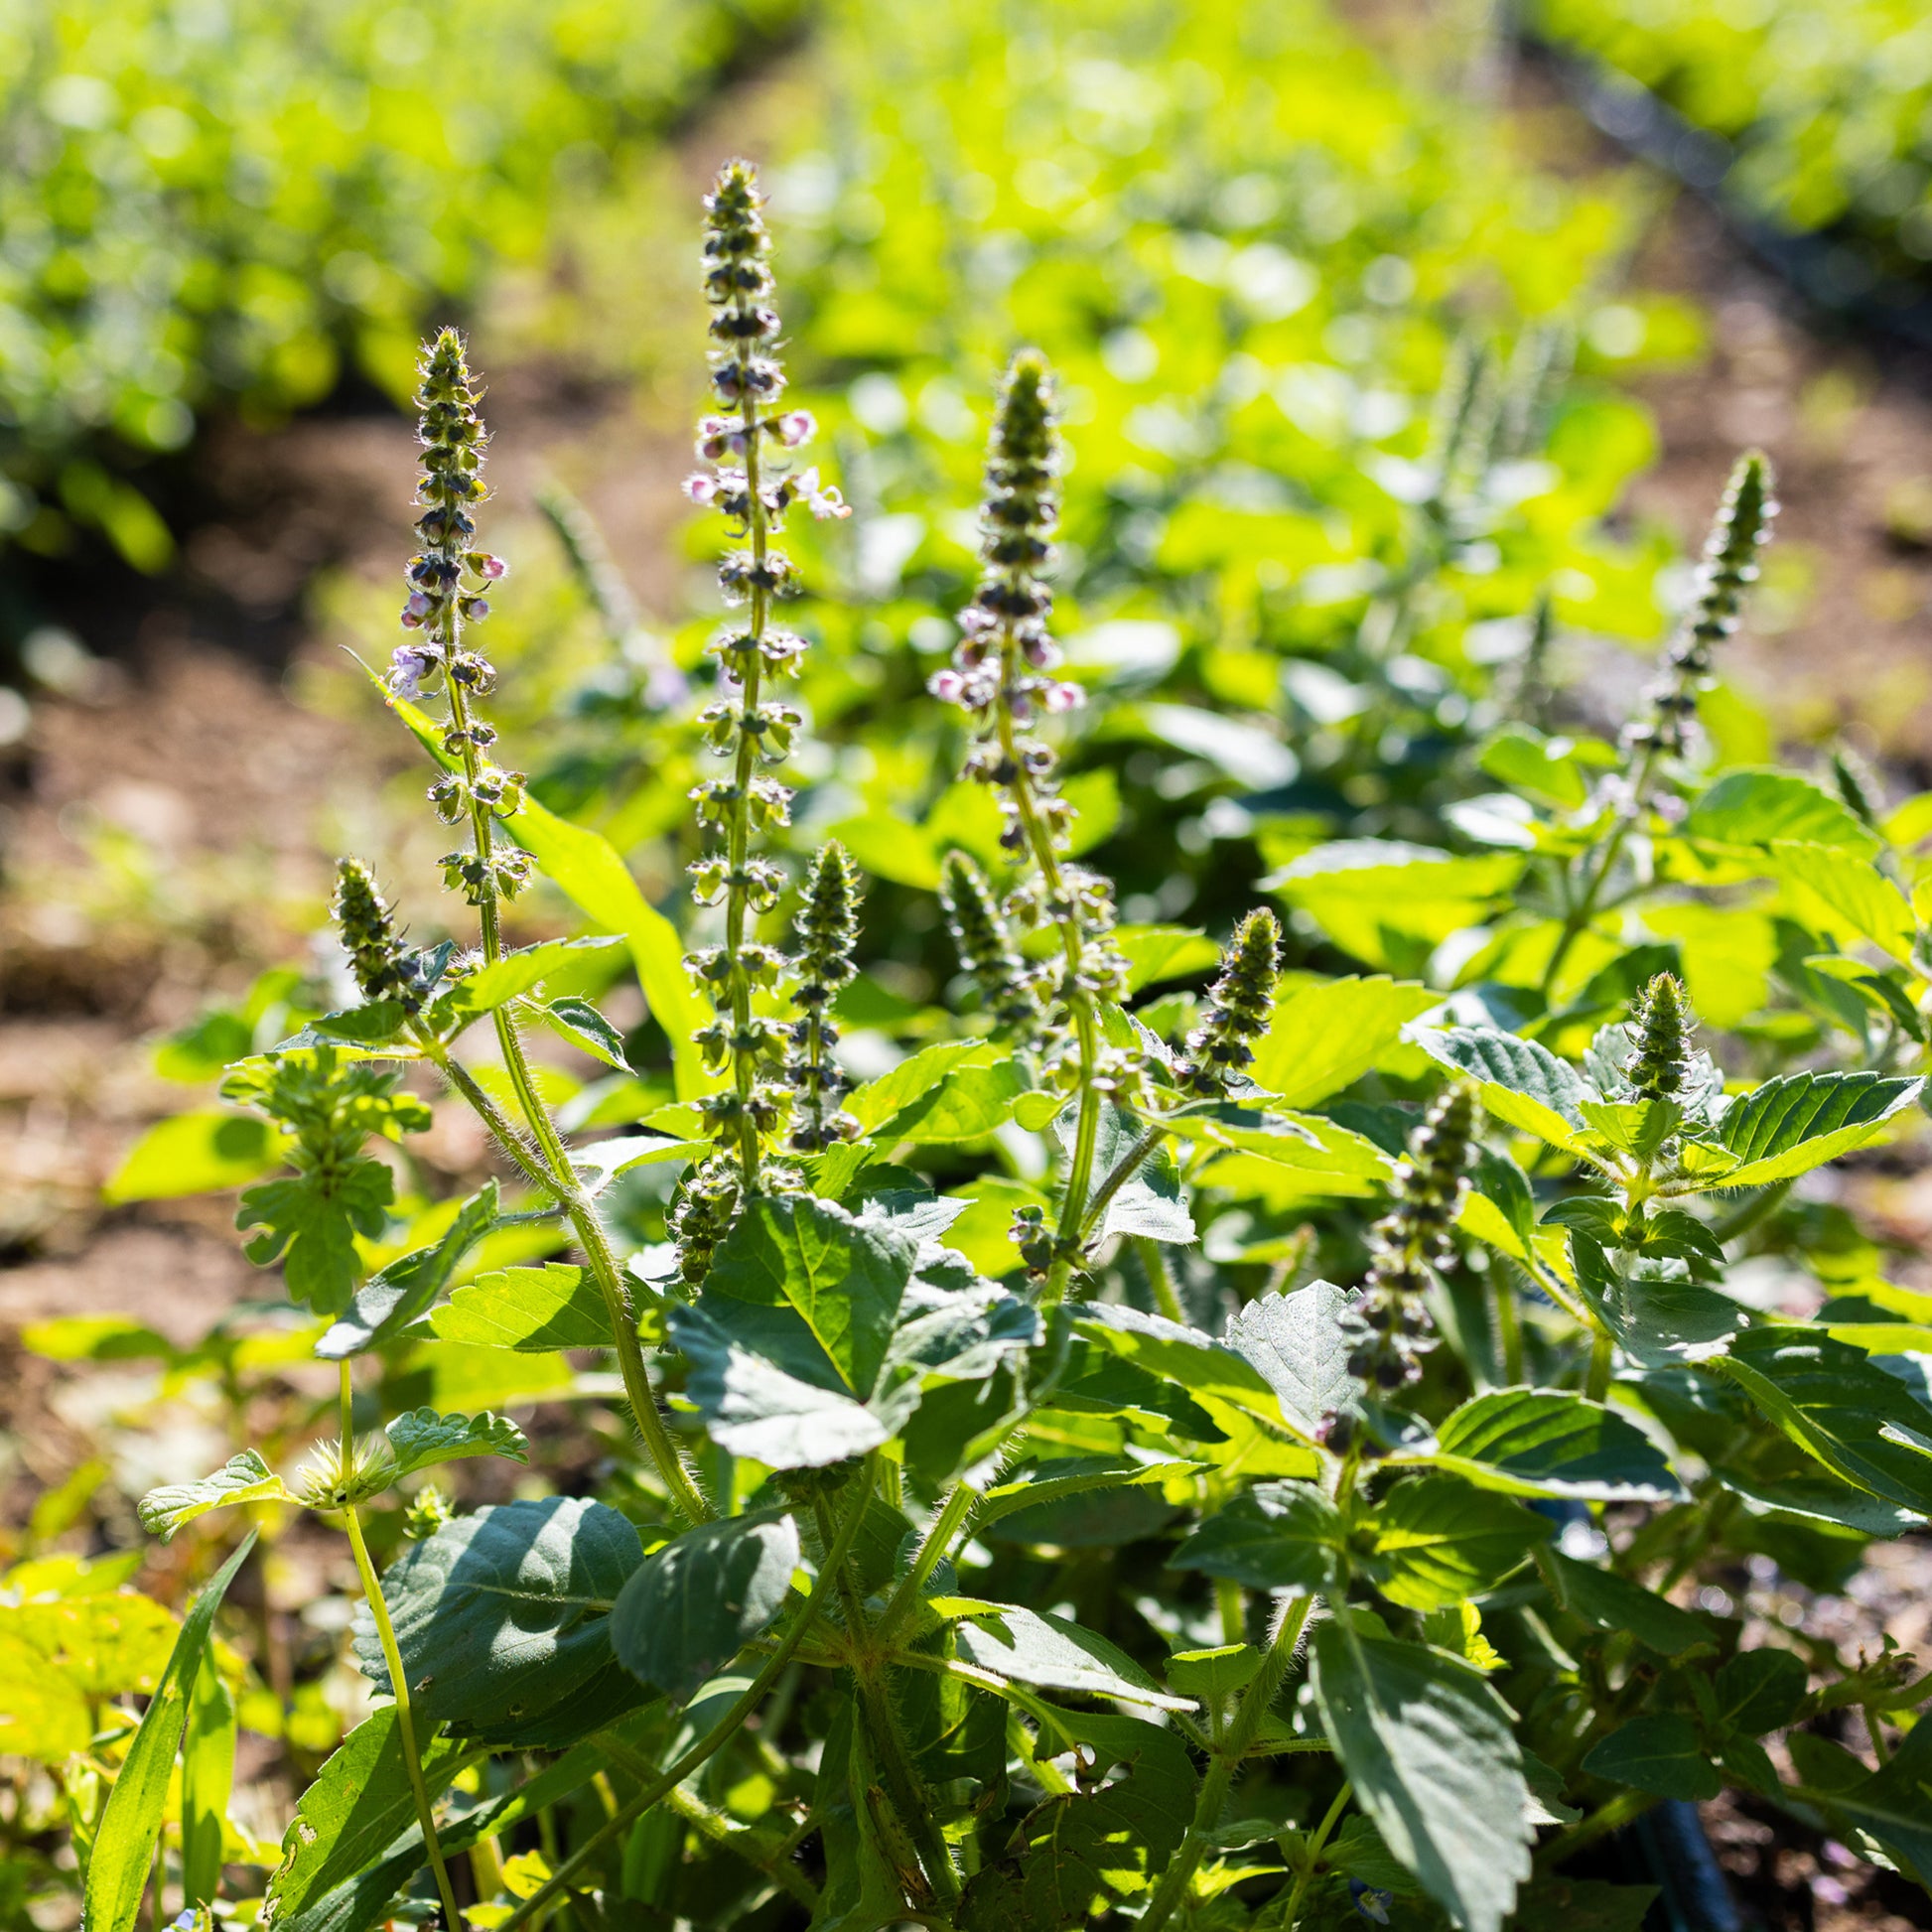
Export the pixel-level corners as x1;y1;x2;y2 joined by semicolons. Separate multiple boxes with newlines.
338;1375;463;1932
875;1481;977;1647
1535;1787;1655;1869
493;1464;875;1932
1079;1123;1168;1247
1136;1233;1185;1322
1275;1779;1354;1932
1495;1264;1525;1385
1141;1593;1315;1932
1541;746;1656;998
1585;1329;1612;1403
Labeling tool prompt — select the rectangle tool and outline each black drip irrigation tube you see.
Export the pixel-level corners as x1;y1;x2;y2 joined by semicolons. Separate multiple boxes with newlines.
1513;22;1932;365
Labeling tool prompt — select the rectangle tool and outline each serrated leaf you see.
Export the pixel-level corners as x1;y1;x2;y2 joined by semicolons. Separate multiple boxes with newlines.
1581;1714;1719;1800
264;1708;480;1923
976;1457;1195;1538
846;1039;994;1135
539;994;632;1070
1249;977;1440;1110
427;937;622;1032
1410;1027;1589;1150
667;1303;892;1469
1311;1622;1533;1932
1543;1549;1715;1656
942;1600;1195;1712
610;1509;799;1699
1074;1104;1194;1243
1169;1481;1345;1594
1712;1071;1923;1187
882;1056;1029;1144
1715;1327;1932;1513
236;1161;396;1316
1364;1476;1550;1610
139;1450;292;1541
1224;1279;1356;1443
316;1181;499;1358
430;1264;613;1350
383;1409;527;1483
1416;1389;1682;1502
1683;770;1880;856
1770;842;1916;963
82;1536;253;1932
354;1497;640;1732
1071;1303;1286;1432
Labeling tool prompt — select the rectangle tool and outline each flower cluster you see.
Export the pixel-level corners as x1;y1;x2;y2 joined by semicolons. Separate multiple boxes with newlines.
332;858;433;1013
387;331;530;906
1624;970;1694;1106
679;159;848;1223
1629;450;1776;760
786;843;863;1153
1179;909;1282;1096
1340;1084;1477;1391
932;351;1130;1103
938;851;1040;1036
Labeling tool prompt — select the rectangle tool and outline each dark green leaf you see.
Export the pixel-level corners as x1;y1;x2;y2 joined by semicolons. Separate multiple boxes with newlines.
1170;1481;1345;1594
383;1408;526;1482
610;1508;799;1699
1713;1072;1923;1187
539;995;633;1070
1311;1621;1534;1932
316;1181;499;1358
1715;1648;1808;1736
1071;1303;1288;1431
1411;1027;1589;1148
1543;1550;1715;1656
236;1161;395;1316
1581;1715;1720;1800
1166;1644;1262;1698
1510;1876;1660;1932
1364;1476;1549;1611
942;1599;1195;1711
1419;1389;1682;1502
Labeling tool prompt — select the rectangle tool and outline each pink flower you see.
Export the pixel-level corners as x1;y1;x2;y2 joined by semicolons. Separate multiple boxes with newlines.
1042;681;1083;713
404;590;433;621
387;644;438;699
771;409;816;447
928;669;969;705
793;467;850;520
685;474;720;505
470;552;507;580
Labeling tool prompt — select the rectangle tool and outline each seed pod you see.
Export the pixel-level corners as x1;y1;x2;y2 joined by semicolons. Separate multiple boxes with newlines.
1180;908;1282;1095
1625;971;1694;1106
939;850;1039;1035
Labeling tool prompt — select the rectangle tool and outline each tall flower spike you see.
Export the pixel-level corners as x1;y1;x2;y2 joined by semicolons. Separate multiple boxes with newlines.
939;850;1039;1035
1180;908;1282;1096
1630;451;1776;759
681;159;846;1223
931;350;1133;1294
392;330;530;914
1625;972;1694;1106
787;843;863;1154
333;858;430;1013
1342;1083;1477;1391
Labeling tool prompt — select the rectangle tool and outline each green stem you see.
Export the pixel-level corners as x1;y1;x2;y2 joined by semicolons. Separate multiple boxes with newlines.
1535;1788;1655;1869
1541;745;1657;998
1141;1594;1316;1932
1136;1233;1185;1323
1079;1123;1168;1246
1495;1264;1525;1385
494;1463;874;1932
1276;1780;1353;1932
339;1380;463;1932
1585;1329;1612;1404
875;1481;976;1647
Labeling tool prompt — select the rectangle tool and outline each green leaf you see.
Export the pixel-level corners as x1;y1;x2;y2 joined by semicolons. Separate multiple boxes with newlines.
181;1657;236;1905
1510;1877;1658;1932
1411;1028;1588;1150
1477;727;1591;809
1168;1481;1345;1594
975;1457;1196;1538
845;1039;995;1135
668;1304;891;1469
1769;841;1916;963
1581;1715;1720;1800
884;1056;1029;1144
1224;1279;1356;1442
5;1594;183;1703
1166;1644;1263;1698
430;1263;613;1350
1081;1103;1193;1244
263;1707;480;1924
1715;1327;1932;1513
1814;1716;1932;1878
538;995;634;1070
958;1707;1191;1927
1683;769;1881;856
1417;1389;1683;1502
1543;1549;1715;1656
1713;1071;1923;1187
1116;924;1221;992
0;1634;91;1760
139;1450;292;1542
427;936;622;1031
355;1496;641;1732
81;1535;254;1932
707;1192;915;1398
236;1161;396;1316
610;1508;800;1699
1311;1621;1534;1932
940;1599;1195;1712
383;1408;527;1483
104;1110;282;1203
316;1181;499;1358
1364;1476;1550;1611
1071;1303;1288;1433
1715;1648;1808;1735
1249;977;1440;1109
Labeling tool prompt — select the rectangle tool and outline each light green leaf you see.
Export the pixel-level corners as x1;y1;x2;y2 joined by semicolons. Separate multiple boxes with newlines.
82;1535;254;1932
1365;1476;1550;1610
1713;1071;1924;1188
139;1451;292;1542
942;1599;1196;1712
1415;1389;1682;1502
383;1409;527;1483
1411;1027;1589;1151
316;1180;499;1358
610;1508;799;1698
428;937;622;1030
431;1264;613;1350
538;995;634;1070
1769;841;1916;963
181;1657;236;1905
263;1707;480;1924
1224;1280;1356;1443
0;1636;91;1761
1116;924;1222;992
1543;1549;1715;1656
1581;1715;1720;1801
5;1594;182;1700
845;1038;995;1134
1682;770;1881;856
1168;1481;1345;1594
1477;727;1591;809
104;1110;283;1203
882;1056;1029;1144
1311;1621;1534;1932
1249;977;1440;1109
355;1496;641;1733
1071;1303;1287;1433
